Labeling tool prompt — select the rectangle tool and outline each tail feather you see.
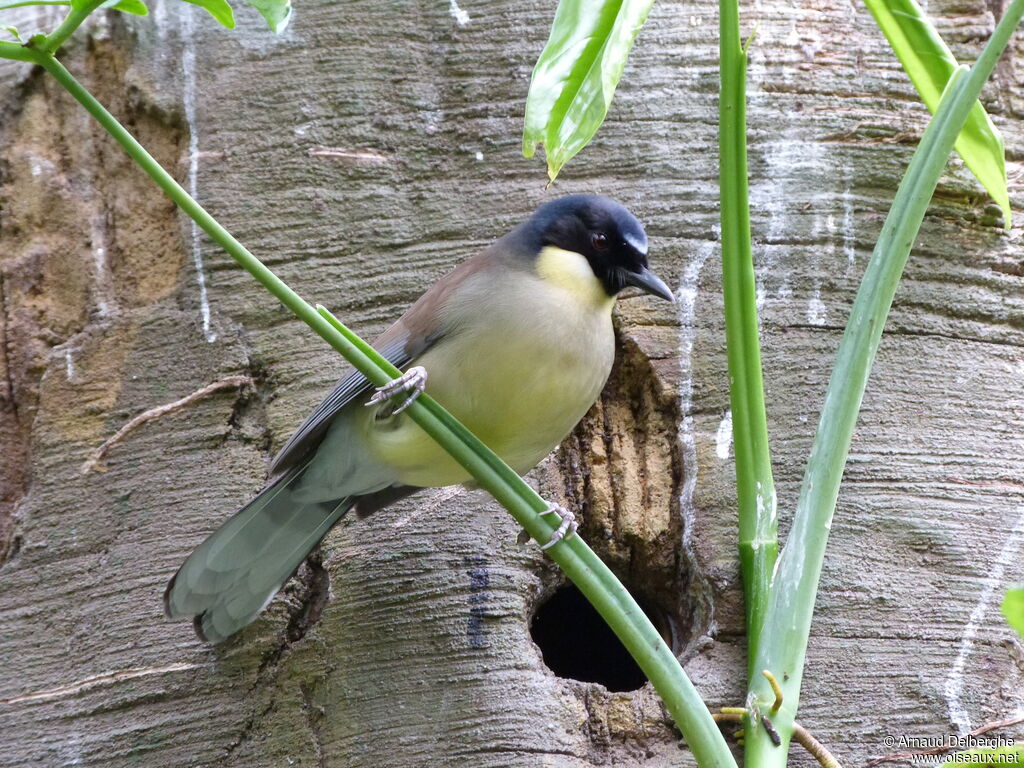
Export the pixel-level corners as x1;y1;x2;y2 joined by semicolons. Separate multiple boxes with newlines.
164;465;355;643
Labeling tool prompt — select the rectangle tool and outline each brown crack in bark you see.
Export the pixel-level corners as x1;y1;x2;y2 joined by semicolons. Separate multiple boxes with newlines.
540;324;716;761
579;683;682;762
556;330;711;655
0;29;187;563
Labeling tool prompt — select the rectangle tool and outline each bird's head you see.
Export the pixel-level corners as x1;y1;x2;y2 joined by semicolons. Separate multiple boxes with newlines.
528;195;674;302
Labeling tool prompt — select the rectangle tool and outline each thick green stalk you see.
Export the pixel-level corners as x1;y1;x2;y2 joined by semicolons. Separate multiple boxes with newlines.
718;0;778;672
744;2;1024;765
0;45;738;768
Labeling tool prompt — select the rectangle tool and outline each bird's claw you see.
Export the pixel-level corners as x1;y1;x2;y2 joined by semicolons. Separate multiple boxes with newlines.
539;502;578;550
366;366;428;415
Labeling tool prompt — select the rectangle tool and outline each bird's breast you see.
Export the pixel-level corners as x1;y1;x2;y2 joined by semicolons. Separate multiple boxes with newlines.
368;273;616;487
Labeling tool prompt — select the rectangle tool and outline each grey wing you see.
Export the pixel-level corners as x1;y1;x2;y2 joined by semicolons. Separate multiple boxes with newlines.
269;248;494;476
268;335;412;475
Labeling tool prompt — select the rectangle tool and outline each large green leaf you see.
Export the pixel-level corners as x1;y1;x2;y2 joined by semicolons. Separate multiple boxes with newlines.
864;0;1011;228
182;0;235;29
1003;587;1024;638
523;0;653;182
244;0;289;33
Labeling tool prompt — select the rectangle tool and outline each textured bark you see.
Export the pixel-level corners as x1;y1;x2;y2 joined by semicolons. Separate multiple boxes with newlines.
1;0;1023;766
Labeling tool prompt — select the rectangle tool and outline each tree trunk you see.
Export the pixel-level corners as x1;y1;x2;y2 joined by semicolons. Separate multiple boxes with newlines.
1;0;1023;765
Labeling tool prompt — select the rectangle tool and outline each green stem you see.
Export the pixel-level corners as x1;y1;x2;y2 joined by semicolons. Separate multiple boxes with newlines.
36;0;105;54
718;0;778;673
1;46;738;768
0;1;70;11
0;39;37;61
744;1;1024;765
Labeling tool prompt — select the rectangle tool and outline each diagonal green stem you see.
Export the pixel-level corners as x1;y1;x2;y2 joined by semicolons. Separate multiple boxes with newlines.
719;0;778;674
0;42;738;768
0;1;70;11
744;2;1024;765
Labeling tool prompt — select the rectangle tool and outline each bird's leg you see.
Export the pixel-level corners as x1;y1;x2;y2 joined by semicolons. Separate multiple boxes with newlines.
539;502;578;550
366;366;428;415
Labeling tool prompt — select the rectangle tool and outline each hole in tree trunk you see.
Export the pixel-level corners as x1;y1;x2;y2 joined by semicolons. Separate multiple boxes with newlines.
530;583;676;692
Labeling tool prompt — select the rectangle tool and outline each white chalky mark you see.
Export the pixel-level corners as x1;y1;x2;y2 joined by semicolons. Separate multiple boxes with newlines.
748;129;825;291
807;287;827;325
392;486;464;528
28;153;57;178
757;479;777;526
786;18;800;47
678;241;714;549
448;0;470;25
1;662;201;704
748;74;833;315
474;151;484;161
152;0;165;28
944;508;1024;734
90;215;112;318
181;6;216;343
842;163;856;267
308;147;390;164
715;410;733;459
60;732;82;767
64;348;74;381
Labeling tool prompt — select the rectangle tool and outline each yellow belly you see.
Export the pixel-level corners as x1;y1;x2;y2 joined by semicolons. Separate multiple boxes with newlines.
364;280;615;487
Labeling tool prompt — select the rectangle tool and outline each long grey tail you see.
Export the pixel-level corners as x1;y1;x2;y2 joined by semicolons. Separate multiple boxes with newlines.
164;465;355;644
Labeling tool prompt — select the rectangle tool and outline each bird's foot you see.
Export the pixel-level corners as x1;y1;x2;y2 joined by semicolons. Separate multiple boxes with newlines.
539;502;578;550
366;366;428;415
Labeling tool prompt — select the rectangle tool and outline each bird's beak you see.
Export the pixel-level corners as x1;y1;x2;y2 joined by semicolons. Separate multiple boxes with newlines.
625;267;674;302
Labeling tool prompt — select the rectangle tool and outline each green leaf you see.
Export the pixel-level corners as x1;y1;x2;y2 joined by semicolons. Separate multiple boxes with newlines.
2;24;22;42
1003;587;1024;638
182;0;235;29
100;0;148;15
114;0;146;14
864;0;1011;228
244;0;289;33
523;0;653;182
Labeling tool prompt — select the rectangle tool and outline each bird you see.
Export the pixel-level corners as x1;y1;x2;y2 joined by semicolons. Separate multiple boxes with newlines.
164;194;675;643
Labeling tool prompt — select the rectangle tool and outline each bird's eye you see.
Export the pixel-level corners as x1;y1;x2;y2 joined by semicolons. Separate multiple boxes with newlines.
591;232;609;250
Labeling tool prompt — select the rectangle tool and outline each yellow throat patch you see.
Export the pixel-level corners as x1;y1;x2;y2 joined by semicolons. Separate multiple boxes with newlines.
535;246;614;308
